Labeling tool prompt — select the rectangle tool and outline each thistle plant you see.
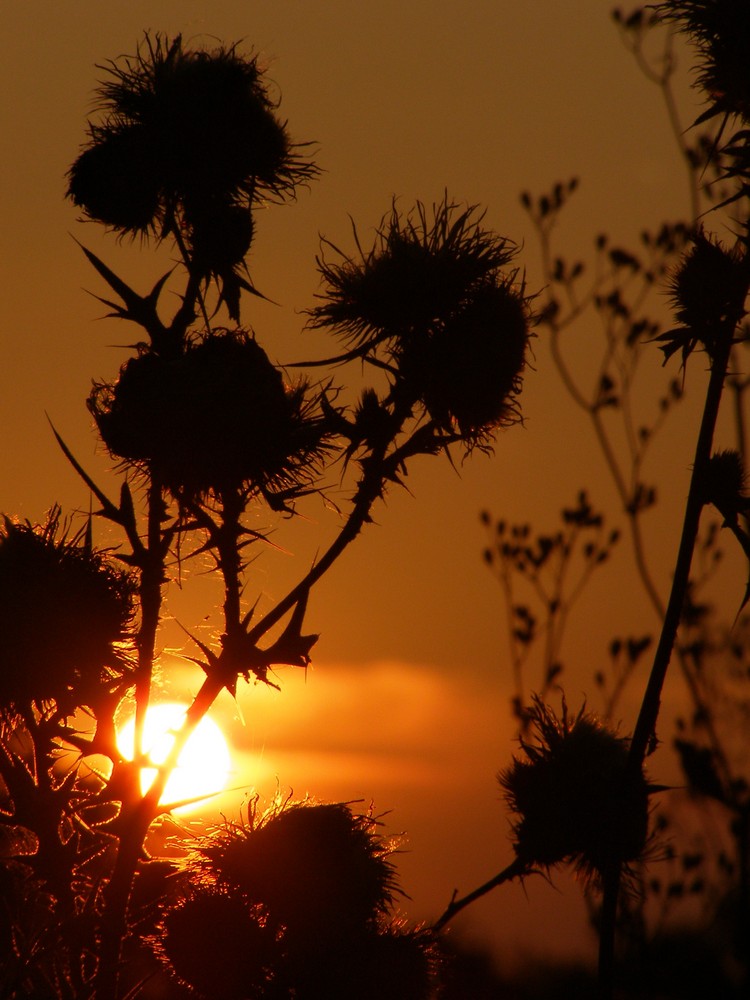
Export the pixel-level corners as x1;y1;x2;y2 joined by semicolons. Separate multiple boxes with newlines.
433;697;655;936
434;4;750;997
157;799;439;999
0;31;532;999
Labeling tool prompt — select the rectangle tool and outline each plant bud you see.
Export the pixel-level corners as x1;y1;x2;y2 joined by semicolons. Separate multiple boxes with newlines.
499;698;650;880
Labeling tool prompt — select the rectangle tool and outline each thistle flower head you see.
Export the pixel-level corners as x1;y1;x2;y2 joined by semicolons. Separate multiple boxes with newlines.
67;33;317;239
161;889;278;999
89;329;330;503
499;697;650;880
309;196;532;444
160;878;436;1000
184;198;255;276
657;0;750;122
658;231;747;363
199;800;399;944
670;233;747;329
309;196;519;348
400;277;529;443
66;125;162;233
0;509;136;710
702;448;749;517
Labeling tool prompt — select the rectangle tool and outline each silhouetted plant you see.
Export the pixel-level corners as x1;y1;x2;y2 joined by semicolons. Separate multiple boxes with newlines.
67;34;316;320
7;7;750;998
0;509;136;712
89;328;329;504
499;698;652;882
433;696;654;935
480;491;622;729
435;4;750;999
0;29;532;1000
154;798;440;999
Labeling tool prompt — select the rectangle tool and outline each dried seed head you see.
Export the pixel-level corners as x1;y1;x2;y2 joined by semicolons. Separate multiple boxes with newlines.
499;698;650;880
200;801;399;945
0;510;136;710
89;329;329;502
401;278;529;442
664;232;747;359
67;34;317;238
657;0;750;121
161;890;277;999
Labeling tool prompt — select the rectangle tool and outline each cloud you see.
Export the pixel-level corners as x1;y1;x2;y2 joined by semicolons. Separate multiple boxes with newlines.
226;659;514;782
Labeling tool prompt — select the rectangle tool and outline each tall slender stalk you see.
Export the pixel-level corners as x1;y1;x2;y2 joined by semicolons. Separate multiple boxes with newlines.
96;478;168;999
597;283;744;997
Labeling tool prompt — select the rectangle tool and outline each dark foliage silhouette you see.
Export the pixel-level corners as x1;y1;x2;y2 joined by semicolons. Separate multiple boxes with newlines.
3;5;750;998
436;4;750;997
0;29;531;1000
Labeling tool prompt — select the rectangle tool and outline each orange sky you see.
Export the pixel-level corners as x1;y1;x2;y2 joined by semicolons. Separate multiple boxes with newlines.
1;0;744;973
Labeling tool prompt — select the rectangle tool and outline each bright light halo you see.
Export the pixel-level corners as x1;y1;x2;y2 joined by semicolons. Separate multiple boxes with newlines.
116;702;231;811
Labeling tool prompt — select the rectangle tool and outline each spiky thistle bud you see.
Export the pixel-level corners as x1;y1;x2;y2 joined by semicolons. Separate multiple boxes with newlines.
0;510;135;710
657;0;750;123
499;698;650;881
308;196;532;447
404;277;529;440
199;801;399;946
657;231;747;364
67;34;317;239
161;889;278;1000
702;449;749;522
89;329;330;503
159;802;436;999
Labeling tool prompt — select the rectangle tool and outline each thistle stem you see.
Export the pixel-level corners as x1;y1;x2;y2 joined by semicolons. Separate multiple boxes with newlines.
245;415;426;646
134;478;165;762
597;312;739;1000
96;480;167;1000
628;338;736;771
432;857;527;933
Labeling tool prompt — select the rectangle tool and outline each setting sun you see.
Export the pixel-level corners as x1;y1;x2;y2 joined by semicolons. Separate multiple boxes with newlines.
116;702;232;811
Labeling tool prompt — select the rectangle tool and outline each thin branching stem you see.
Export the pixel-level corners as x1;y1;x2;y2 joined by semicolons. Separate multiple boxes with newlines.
95;416;433;996
246;418;435;647
432;857;528;933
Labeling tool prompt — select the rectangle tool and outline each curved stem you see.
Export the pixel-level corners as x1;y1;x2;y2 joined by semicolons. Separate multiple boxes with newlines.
432;857;528;933
246;420;433;646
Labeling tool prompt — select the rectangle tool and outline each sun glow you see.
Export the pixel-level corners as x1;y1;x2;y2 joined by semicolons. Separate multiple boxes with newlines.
116;702;232;811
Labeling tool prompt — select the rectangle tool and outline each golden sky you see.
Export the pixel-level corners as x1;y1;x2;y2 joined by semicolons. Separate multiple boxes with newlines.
1;0;744;972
